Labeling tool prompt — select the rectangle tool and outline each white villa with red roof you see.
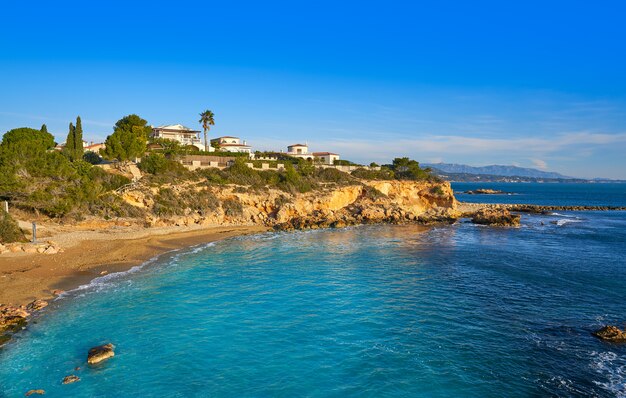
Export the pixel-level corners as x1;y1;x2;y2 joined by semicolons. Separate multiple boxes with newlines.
285;143;340;165
211;136;252;154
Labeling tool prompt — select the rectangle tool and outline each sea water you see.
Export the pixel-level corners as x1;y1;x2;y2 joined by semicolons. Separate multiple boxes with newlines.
1;183;625;397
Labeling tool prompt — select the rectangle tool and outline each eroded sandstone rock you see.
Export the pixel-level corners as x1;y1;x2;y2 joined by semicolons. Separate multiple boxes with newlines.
593;325;626;342
26;299;48;312
87;343;115;364
25;389;45;396
62;375;80;384
471;208;520;227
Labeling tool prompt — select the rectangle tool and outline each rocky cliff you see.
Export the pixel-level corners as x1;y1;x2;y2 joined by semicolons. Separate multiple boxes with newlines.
121;180;458;230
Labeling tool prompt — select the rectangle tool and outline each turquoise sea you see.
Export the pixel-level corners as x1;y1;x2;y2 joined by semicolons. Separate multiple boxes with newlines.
1;183;625;397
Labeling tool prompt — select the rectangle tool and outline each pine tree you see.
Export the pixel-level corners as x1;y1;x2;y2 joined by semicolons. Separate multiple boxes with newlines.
74;116;84;158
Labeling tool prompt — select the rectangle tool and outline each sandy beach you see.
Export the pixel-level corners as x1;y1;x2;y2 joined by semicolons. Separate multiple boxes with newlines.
0;223;268;306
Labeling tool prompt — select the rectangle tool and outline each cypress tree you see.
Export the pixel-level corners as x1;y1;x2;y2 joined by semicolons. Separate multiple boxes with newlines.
65;122;76;161
74;116;84;158
40;124;48;134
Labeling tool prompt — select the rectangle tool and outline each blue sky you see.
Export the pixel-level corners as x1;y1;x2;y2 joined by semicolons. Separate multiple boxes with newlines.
1;1;625;178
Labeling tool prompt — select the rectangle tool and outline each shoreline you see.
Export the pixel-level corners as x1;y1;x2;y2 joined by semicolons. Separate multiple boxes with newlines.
2;200;623;307
0;224;269;307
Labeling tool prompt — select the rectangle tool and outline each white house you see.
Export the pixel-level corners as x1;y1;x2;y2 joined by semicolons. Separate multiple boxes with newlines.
211;136;252;154
150;124;207;151
285;143;340;164
312;152;340;165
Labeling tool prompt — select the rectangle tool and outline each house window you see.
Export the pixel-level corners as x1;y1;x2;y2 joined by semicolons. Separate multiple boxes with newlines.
297;148;302;154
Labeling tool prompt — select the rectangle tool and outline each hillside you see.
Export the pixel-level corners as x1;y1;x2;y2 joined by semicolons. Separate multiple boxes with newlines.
423;163;574;179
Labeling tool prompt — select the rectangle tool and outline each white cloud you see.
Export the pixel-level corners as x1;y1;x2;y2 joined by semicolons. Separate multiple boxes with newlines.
316;131;626;170
531;159;548;170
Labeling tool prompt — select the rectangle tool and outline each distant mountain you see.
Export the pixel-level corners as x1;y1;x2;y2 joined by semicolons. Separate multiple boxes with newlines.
423;163;575;179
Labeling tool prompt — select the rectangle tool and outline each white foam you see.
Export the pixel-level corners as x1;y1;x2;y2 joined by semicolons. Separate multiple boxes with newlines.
590;351;626;397
555;218;582;226
57;242;217;298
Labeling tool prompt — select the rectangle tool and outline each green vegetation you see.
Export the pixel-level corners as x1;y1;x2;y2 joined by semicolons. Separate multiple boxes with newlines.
0;211;25;243
351;158;438;182
222;197;243;217
63;116;84;161
430;185;445;195
0;122;137;220
199;109;215;152
101;114;151;162
0;114;438;223
83;151;102;165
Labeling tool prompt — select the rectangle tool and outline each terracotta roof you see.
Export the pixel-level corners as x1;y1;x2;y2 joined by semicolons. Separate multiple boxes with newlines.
312;152;339;156
219;143;251;147
215;136;240;139
288;144;307;147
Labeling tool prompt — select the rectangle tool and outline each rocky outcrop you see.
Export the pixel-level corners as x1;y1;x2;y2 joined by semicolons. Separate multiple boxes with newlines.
26;299;48;312
130;180;459;231
465;189;507;195
471;208;520;227
1;300;49;347
25;389;45;396
593;325;626;342
461;202;626;214
62;375;80;384
88;343;115;364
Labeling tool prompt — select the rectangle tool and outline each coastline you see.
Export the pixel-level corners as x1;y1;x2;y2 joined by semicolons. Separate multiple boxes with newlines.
0;224;268;307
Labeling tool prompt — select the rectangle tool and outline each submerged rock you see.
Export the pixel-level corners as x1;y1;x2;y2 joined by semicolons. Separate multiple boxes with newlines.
87;343;115;364
593;325;626;342
62;375;80;384
25;389;45;396
471;208;520;227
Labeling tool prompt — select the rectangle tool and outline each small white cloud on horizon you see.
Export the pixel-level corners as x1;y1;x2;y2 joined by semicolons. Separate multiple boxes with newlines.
531;159;548;170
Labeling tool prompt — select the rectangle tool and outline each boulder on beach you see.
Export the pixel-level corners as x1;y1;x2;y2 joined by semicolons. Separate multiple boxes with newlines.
471;208;521;227
87;343;115;364
593;325;626;342
62;375;80;384
25;389;45;396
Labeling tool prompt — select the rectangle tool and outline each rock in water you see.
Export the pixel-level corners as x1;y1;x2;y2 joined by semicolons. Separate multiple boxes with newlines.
471;208;521;227
593;325;626;342
62;375;80;384
25;389;45;396
26;299;48;312
465;189;507;195
87;343;115;364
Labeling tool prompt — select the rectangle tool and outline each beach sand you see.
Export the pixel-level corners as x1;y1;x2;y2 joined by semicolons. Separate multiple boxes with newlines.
0;223;268;306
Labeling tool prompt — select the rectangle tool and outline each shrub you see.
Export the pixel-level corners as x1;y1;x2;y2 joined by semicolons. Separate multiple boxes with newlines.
139;153;169;174
83;151;102;165
0;211;25;243
314;167;353;184
153;188;184;217
222;197;243;217
430;185;445;195
361;186;387;201
351;167;395;180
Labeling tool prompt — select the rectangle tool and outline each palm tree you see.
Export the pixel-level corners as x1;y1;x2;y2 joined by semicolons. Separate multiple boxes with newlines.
198;110;215;152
